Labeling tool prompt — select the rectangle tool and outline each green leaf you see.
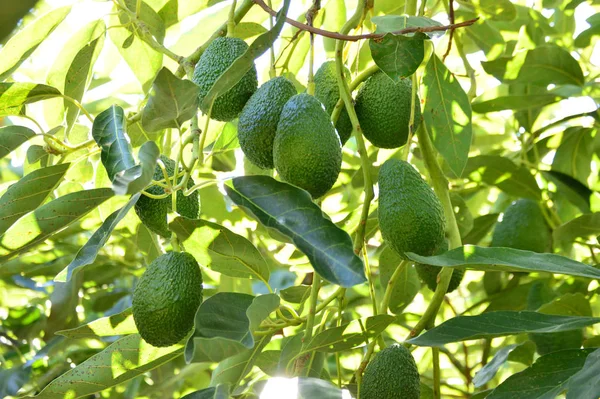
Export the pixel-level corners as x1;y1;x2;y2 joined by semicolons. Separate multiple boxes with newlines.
516;45;585;87
141;67;199;132
185;293;279;363
225;176;365;288
370;15;444;38
473;344;520;388
0;6;72;81
0;164;70;235
261;377;346;399
169;217;270;283
463;155;541;200
379;247;420;313
112;140;160;195
210;335;270;387
566;349;600;399
0;125;35;159
0;83;62;117
121;0;166;44
56;308;137;339
462;214;499;245
552;127;594;184
55;194;141;282
487;349;596;399
543;170;591;213
200;0;291;112
181;384;230;399
553;212;600;245
574;13;600;48
408;312;600;346
406;245;600;279
423;54;472;177
369;33;426;80
92;105;136;182
232;22;269;39
33;334;182;399
472;87;561;112
0;188;114;262
474;0;517;21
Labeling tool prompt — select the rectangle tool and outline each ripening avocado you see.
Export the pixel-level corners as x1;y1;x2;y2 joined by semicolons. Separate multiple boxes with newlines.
355;71;421;149
361;343;421;399
273;93;342;198
134;155;199;238
314;60;353;145
378;159;446;258
237;77;297;169
132;252;203;347
192;37;258;121
491;199;552;252
415;240;465;293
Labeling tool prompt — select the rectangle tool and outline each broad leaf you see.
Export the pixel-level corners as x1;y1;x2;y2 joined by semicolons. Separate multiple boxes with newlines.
566;348;600;399
379;247;420;313
553;212;600;245
423;54;472;176
34;334;182;399
0;125;35;159
92;105;136;181
169;217;270;283
408;311;600;346
472;91;561;112
516;45;585;87
543;170;592;213
112;140;160;195
141;67;199;132
406;245;600;279
0;83;62;117
120;0;166;44
369;33;426;80
473;344;520;387
462;214;499;244
56;308;137;339
0;163;70;235
210;335;270;387
370;15;445;38
552;127;594;184
225;176;365;287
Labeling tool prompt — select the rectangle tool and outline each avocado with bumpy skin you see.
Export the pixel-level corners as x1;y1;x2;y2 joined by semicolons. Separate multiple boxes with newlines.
491;199;552;253
132;252;203;347
415;240;465;293
134;155;199;238
273;93;342;198
361;343;421;399
237;77;297;169
378;159;446;259
314;60;353;145
355;71;421;149
192;37;258;121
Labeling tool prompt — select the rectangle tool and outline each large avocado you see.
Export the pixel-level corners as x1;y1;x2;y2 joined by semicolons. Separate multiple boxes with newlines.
192;37;258;121
491;199;552;252
237;77;297;169
378;159;446;258
132;252;203;347
273;93;342;198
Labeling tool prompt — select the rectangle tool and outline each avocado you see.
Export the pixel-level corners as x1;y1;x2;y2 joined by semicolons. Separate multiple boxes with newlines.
314;60;353;145
491;199;552;252
415;240;464;293
192;37;258;121
361;343;421;399
238;77;297;169
273;93;342;198
132;251;203;347
355;71;421;149
134;155;199;238
378;159;446;258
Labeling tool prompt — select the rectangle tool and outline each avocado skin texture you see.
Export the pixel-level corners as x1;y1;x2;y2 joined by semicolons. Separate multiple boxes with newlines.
134;155;199;238
132;252;203;347
192;37;258;121
415;241;464;293
491;199;552;252
273;93;342;198
314;61;353;145
361;343;421;399
378;159;446;259
238;77;297;169
355;71;421;149
529;330;583;356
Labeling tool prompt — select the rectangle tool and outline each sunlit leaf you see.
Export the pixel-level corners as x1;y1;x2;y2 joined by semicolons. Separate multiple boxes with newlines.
553;212;600;245
56;308;137;339
0;125;35;159
379;247;420;313
112;140;160;195
0;83;61;117
516;45;585;87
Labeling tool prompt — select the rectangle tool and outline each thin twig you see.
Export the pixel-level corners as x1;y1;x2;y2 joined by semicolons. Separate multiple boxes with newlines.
442;0;455;61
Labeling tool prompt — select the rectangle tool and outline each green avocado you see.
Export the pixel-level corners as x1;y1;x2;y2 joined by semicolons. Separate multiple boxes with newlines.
273;93;342;198
132;252;203;347
361;343;421;399
355;71;421;149
415;240;464;293
314;60;353;145
134;155;199;238
378;159;446;258
192;37;258;121
238;77;297;169
491;199;552;252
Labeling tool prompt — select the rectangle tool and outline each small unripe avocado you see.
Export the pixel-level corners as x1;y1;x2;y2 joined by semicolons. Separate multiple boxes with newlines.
192;37;258;121
134;155;199;238
133;252;203;347
238;77;297;169
378;159;446;258
491;199;552;252
355;71;421;149
314;60;353;145
415;241;465;293
273;93;342;198
361;344;421;399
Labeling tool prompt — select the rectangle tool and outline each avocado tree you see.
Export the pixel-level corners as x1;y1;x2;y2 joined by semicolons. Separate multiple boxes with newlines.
1;0;599;398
